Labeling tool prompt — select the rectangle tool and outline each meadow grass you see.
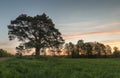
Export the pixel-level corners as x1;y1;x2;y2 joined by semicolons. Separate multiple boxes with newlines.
0;56;120;78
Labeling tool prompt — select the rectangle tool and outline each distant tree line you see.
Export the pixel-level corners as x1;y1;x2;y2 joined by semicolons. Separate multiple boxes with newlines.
14;39;120;58
64;40;120;58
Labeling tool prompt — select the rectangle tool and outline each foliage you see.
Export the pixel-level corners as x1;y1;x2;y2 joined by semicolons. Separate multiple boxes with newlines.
84;43;93;56
64;40;113;58
1;57;120;78
76;40;85;54
113;47;120;57
64;42;79;57
105;45;112;55
15;43;31;56
8;13;64;56
0;49;13;57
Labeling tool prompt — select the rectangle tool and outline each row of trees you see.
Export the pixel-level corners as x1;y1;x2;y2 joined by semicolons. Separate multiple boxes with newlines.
7;13;120;57
14;39;120;58
64;40;120;58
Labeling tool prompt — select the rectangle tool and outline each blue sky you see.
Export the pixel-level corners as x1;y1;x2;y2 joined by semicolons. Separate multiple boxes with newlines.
0;0;120;53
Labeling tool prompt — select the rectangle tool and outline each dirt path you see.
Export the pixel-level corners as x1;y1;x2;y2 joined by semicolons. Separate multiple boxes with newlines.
0;57;12;62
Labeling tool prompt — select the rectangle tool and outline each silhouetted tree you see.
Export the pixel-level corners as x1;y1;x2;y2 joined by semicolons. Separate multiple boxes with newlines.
68;42;75;57
94;42;106;56
100;43;106;56
76;40;85;55
105;45;112;55
84;43;93;57
113;46;120;57
72;45;79;57
8;13;64;56
64;43;70;56
67;42;79;58
113;47;119;52
64;42;79;57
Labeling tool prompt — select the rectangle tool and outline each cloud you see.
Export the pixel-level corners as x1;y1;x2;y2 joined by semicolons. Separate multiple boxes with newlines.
93;22;120;29
59;21;120;28
59;21;95;27
58;21;120;36
63;29;120;40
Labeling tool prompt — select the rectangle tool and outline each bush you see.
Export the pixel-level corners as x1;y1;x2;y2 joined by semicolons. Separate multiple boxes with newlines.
0;49;13;57
113;50;120;57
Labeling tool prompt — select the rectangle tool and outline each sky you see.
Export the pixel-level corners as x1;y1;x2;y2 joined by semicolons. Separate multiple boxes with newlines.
0;0;120;54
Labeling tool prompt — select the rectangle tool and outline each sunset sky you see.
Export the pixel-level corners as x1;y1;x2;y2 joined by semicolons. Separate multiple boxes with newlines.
0;0;120;54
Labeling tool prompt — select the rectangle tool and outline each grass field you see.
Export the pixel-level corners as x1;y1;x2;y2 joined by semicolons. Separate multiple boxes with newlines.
0;57;120;78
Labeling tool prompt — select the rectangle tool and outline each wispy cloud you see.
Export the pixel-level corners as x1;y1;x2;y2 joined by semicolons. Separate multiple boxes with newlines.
58;21;120;36
93;22;120;29
63;29;120;40
58;21;95;27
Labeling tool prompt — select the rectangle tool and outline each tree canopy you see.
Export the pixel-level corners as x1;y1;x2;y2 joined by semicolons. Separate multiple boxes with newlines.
8;13;64;56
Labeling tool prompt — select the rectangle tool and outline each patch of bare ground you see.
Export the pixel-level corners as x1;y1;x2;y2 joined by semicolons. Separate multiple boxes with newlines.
0;57;12;62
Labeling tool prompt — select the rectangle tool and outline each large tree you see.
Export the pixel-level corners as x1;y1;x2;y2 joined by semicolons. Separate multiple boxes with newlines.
8;13;64;56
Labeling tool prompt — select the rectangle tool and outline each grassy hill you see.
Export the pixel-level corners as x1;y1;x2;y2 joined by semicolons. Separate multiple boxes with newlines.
0;56;120;78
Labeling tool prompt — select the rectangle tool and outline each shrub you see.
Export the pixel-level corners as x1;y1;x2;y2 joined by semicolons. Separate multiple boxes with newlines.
113;50;120;57
0;49;13;57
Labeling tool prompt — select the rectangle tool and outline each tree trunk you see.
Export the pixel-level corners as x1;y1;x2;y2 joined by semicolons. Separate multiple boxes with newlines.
98;51;101;57
35;47;40;56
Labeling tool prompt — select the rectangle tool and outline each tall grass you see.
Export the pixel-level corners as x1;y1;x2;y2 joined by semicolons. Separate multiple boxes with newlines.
0;57;120;78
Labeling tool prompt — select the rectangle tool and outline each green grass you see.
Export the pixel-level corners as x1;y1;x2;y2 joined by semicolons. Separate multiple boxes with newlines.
0;57;120;78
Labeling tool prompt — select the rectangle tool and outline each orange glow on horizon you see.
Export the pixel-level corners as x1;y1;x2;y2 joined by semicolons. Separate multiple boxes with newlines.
102;39;120;49
4;39;120;54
